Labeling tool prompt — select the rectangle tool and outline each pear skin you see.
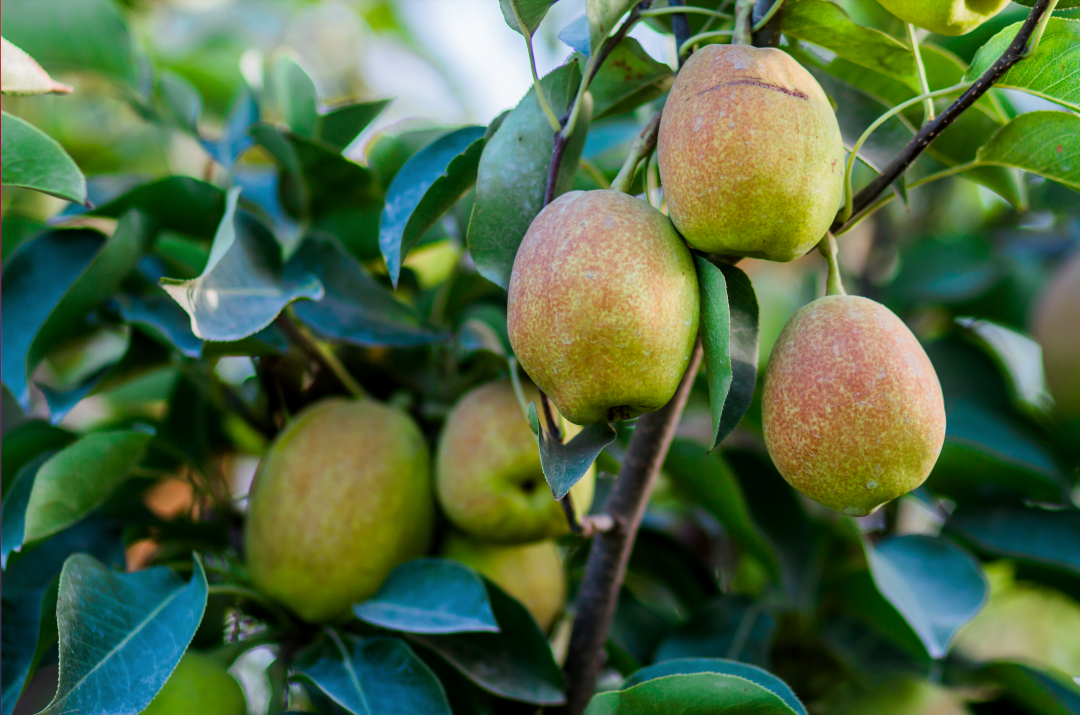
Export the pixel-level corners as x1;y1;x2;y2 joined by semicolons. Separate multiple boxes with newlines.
1033;250;1080;419
507;190;699;425
657;45;844;262
245;399;434;623
762;296;946;516
437;381;595;543
141;652;246;715
875;0;1010;36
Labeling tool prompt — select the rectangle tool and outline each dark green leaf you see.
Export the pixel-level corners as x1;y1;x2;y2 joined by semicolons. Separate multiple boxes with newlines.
1010;0;1080;6
527;402;616;501
115;294;204;358
584;672;798;715
90;176;227;239
584;37;673;120
157;70;202;134
318;99;392;152
586;0;636;62
979;661;1080;715
867;535;987;659
160;188;324;342
974;111;1080;192
500;0;555;37
947;506;1080;580
380;126;486;286
39;555;208;715
956;317;1053;419
410;580;566;705
202;90;259;170
272;55;319;138
967;19;1080;112
628;528;722;612
622;658;806;715
468;62;590;290
0;420;74;498
1;454;51;569
288;235;446;347
298;632;451;715
1;576;59;715
354;558;499;634
1;112;86;203
654;596;776;667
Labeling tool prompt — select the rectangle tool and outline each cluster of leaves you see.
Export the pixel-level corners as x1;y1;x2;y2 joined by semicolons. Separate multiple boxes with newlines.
2;0;1080;714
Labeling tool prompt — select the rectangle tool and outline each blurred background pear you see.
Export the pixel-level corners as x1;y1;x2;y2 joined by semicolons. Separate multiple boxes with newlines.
140;652;245;715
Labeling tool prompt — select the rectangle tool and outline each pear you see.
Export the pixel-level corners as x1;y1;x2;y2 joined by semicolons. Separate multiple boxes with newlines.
440;531;566;632
762;295;946;516
507;190;699;425
437;380;595;543
875;0;1010;36
245;398;434;623
1033;250;1080;419
657;45;844;262
838;678;972;715
141;652;246;715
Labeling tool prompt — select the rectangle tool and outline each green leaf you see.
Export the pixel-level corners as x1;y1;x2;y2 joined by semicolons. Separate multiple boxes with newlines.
586;0;636;62
526;402;616;500
867;535;988;660
1;0;141;89
978;661;1080;715
1;576;59;715
967;19;1080;112
160;188;325;342
1;454;52;569
974;111;1080;192
288;235;447;347
695;258;759;451
654;596;776;667
1;37;73;95
956;317;1054;419
1010;0;1080;6
468;62;591;289
500;0;555;37
298;632;452;715
380;126;486;286
584;672;799;715
272;55;319;138
156;70;202;134
0;420;75;499
584;37;673;121
410;580;566;705
354;558;499;634
89;176;228;239
39;555;208;715
115;294;204;359
1;112;86;203
622;658;807;715
947;506;1080;581
318;99;391;152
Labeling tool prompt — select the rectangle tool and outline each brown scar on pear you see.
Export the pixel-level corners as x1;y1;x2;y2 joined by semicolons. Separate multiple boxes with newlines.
695;80;810;100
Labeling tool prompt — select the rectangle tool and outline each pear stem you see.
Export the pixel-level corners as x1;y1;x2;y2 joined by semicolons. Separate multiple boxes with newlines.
818;232;846;297
509;0;561;134
610;109;663;195
1027;0;1059;55
640;6;732;20
732;0;755;45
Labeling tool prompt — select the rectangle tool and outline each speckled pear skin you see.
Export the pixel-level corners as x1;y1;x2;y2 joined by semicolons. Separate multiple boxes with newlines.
440;532;566;632
762;296;946;516
245;399;434;623
1034;250;1080;419
437;381;595;543
141;652;246;715
507;190;699;426
657;45;844;262
874;0;1010;36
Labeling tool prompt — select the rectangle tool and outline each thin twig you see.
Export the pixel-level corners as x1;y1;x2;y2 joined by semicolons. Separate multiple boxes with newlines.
665;0;694;69
274;312;366;399
832;0;1056;234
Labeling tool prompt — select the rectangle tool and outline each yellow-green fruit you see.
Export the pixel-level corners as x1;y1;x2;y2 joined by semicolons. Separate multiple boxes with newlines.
436;381;595;543
838;678;971;715
657;45;844;262
1033;250;1080;419
507;190;699;425
762;295;946;516
875;0;1010;36
440;531;566;632
245;399;434;623
141;652;245;715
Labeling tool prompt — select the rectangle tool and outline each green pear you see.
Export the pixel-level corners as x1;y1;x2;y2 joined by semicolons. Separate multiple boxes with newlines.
838;678;971;715
1033;250;1080;419
875;0;1010;36
141;651;245;715
440;531;566;632
436;380;595;543
245;398;434;623
762;295;946;516
507;190;699;425
657;45;844;262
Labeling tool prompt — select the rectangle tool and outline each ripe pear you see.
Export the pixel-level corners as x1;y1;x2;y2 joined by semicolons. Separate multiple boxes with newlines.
141;651;246;715
1033;250;1080;419
762;295;946;516
440;531;566;632
874;0;1010;36
657;45;844;262
245;398;434;623
437;380;595;543
838;678;971;715
507;190;699;425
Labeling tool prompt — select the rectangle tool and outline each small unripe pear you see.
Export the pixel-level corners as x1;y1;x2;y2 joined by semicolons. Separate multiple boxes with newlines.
657;45;844;262
245;399;434;623
437;381;595;543
874;0;1010;36
507;190;699;425
440;531;566;632
141;652;246;715
762;296;946;516
1033;250;1080;419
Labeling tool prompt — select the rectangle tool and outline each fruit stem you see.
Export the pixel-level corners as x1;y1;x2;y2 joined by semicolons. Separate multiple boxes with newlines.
906;24;935;125
275;311;367;399
207;585;298;631
732;0;755;45
610;109;663;194
639;6;732;20
678;30;735;58
1027;0;1059;55
539;390;564;442
508;356;532;420
818;232;846;297
751;0;786;32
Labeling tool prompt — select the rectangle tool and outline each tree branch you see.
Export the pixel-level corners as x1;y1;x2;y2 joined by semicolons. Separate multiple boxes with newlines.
832;0;1055;233
667;0;692;69
274;312;366;399
752;0;785;48
560;341;704;715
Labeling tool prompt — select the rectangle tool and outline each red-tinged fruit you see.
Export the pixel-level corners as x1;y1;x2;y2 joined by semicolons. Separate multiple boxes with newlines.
657;45;844;262
507;190;699;425
762;295;946;516
1033;250;1080;419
